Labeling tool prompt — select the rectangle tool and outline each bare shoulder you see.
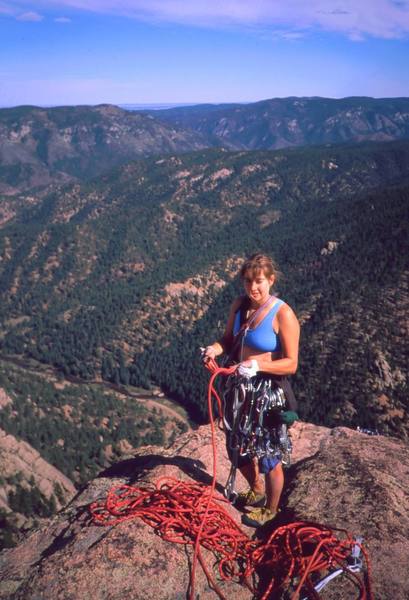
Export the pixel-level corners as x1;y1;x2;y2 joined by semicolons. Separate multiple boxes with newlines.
277;302;299;326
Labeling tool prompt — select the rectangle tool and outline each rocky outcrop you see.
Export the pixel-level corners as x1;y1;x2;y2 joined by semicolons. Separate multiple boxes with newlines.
0;390;12;410
0;421;408;599
0;428;75;515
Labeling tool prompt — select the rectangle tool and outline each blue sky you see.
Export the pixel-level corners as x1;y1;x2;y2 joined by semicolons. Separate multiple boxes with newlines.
1;1;409;106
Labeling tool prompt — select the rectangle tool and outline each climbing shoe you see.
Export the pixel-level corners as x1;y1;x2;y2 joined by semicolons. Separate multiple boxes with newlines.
235;489;265;508
241;507;277;528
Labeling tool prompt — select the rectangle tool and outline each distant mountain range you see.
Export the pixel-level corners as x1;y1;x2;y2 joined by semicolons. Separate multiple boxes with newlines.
2;97;409;196
120;103;200;110
0;104;207;195
145;96;409;150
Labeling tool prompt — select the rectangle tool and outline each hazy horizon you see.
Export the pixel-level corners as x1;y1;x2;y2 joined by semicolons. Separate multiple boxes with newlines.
2;94;409;111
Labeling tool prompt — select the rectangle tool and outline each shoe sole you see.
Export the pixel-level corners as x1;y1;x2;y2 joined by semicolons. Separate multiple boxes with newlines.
241;513;274;528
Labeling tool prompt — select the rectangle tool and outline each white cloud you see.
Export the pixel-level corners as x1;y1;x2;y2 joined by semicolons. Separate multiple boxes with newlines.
54;16;71;22
16;10;43;21
5;1;409;39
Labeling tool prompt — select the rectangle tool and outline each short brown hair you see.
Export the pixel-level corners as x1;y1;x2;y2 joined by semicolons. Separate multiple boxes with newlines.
239;253;281;281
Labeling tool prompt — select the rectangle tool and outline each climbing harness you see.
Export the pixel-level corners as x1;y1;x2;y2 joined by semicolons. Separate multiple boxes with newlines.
222;372;293;502
89;358;373;600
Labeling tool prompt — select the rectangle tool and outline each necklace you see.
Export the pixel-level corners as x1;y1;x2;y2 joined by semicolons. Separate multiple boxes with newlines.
239;295;274;361
245;295;273;328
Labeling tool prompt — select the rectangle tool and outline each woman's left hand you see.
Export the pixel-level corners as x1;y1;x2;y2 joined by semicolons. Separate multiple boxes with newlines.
237;359;259;378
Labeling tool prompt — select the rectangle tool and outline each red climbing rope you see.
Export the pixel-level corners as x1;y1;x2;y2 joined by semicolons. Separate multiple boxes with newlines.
89;359;373;600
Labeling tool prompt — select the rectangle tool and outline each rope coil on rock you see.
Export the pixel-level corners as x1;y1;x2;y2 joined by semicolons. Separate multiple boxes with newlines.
89;358;373;600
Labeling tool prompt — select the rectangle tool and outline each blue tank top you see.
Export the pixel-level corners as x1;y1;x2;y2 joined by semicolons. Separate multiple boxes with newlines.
233;299;284;352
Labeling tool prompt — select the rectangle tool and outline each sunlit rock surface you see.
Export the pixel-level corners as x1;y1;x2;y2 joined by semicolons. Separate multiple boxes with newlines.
0;421;408;600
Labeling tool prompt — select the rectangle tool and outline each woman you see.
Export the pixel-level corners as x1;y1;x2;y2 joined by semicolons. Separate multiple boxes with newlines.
203;253;300;528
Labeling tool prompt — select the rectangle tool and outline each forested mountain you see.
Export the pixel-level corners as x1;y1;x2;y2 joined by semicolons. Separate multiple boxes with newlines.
0;140;408;443
146;96;409;150
0;104;207;195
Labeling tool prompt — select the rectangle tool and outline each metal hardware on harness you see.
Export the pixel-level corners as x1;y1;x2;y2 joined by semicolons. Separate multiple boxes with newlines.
224;463;238;503
222;373;292;497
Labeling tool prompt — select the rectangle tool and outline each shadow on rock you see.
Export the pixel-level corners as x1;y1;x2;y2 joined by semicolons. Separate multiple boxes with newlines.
97;454;226;495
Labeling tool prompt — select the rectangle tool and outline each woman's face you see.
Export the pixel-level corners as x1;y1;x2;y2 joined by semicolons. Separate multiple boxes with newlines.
242;269;275;305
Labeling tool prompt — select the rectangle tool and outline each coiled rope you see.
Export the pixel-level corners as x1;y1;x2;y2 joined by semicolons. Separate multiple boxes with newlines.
90;358;373;600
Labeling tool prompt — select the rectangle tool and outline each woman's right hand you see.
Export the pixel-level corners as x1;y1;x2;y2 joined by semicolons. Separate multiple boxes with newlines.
202;345;217;363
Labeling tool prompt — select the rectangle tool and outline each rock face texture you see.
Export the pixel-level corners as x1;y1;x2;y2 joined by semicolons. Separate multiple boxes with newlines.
0;421;408;600
0;428;75;513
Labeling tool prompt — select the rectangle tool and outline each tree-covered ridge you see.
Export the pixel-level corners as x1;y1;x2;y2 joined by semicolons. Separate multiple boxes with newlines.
0;477;59;550
146;96;409;150
2;140;409;313
150;182;408;435
0;140;407;439
0;362;186;486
